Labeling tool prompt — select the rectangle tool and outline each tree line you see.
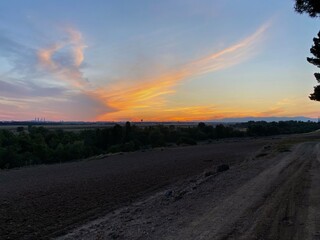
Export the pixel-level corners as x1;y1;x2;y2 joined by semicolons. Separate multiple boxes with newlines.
0;121;319;169
237;120;319;136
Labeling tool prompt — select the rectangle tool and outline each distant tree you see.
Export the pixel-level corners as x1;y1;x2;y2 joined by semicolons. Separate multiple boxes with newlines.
16;126;24;132
124;121;132;142
112;124;123;144
295;0;320;17
308;32;320;100
215;124;226;138
197;122;206;129
148;129;165;147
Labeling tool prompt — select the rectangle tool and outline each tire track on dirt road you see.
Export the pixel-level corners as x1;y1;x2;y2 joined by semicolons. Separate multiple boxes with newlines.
304;143;320;240
169;142;320;240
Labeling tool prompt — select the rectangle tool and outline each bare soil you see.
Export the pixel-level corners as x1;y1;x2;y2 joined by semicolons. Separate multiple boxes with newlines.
1;133;320;240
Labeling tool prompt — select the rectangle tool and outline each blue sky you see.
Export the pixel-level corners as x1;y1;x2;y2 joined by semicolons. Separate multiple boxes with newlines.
0;0;319;121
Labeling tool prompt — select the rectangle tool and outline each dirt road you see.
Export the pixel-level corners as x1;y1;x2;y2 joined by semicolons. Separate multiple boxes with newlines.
59;140;320;240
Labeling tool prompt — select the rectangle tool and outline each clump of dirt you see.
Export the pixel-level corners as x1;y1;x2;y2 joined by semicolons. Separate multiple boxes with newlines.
217;164;229;172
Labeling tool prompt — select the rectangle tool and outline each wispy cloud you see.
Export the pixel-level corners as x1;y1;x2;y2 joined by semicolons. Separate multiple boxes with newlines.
0;21;272;121
0;33;38;77
0;27;103;121
256;97;320;118
37;27;87;87
94;21;271;121
0;78;66;98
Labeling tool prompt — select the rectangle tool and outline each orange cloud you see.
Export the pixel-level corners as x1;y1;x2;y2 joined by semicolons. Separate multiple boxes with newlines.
96;104;284;122
37;43;63;70
66;27;86;67
96;105;217;122
37;27;87;88
189;22;270;75
36;22;272;121
94;21;271;121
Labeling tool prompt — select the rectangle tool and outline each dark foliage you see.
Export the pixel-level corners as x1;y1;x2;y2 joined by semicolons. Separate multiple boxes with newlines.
295;0;320;17
294;1;320;100
237;120;319;136
308;32;320;100
0;121;318;169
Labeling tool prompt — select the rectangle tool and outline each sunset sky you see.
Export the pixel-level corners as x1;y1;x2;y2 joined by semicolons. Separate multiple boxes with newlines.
0;0;319;121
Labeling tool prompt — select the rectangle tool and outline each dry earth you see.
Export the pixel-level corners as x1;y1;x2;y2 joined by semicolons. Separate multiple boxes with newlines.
1;133;320;239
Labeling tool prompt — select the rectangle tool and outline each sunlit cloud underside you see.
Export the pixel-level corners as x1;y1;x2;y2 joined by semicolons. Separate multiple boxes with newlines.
35;21;274;121
94;21;271;121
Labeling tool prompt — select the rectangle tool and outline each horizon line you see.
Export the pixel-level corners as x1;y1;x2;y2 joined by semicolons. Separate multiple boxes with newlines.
0;116;318;123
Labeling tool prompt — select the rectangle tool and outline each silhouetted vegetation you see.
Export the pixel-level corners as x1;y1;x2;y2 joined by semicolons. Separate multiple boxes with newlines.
294;0;320;100
295;0;320;18
0;121;319;169
237;120;319;136
308;32;320;100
